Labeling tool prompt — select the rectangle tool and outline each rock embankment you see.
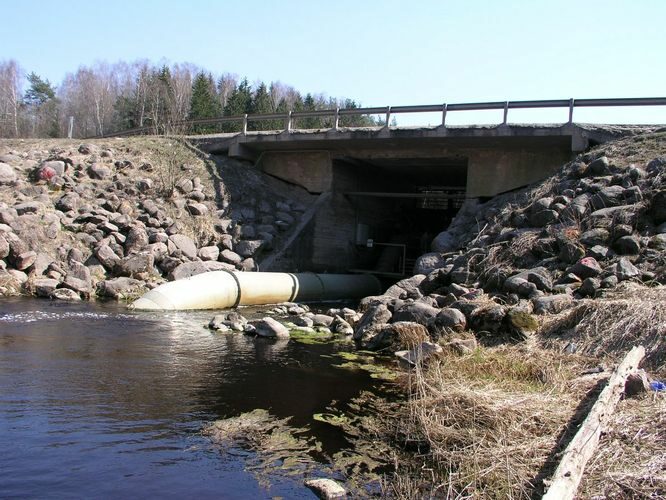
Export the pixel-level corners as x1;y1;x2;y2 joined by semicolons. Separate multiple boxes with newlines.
350;131;666;360
0;137;312;301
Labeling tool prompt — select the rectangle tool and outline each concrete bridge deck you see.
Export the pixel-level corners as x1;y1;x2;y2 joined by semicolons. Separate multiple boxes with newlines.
190;123;657;198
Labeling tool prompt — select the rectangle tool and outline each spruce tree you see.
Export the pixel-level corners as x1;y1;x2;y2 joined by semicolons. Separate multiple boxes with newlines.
250;82;273;130
222;78;252;132
189;72;221;132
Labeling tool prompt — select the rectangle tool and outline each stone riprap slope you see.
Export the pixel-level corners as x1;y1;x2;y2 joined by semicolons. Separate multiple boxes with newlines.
353;131;666;366
0;137;311;301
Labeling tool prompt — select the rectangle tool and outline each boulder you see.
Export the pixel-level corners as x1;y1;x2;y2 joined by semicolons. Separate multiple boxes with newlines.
186;203;208;216
169;234;198;260
0;163;17;184
330;315;353;335
590;185;628;210
55;192;80;212
558;239;586;264
353;303;392;341
529;209;559;227
589;245;611;260
252;317;290;338
532;294;573;315
469;305;506;333
361;321;428;350
0;234;8;259
15;201;43;215
579;277;601;297
395;341;443;366
569;257;602;279
238;258;257;271
13;250;36;271
429;307;467;333
609;257;641;281
125;226;149;254
304;478;347;500
51;288;81;301
88;163;111;179
235;239;263;258
431;230;458;253
293;316;314;328
209;312;247;332
97;277;144;299
384;274;426;299
220;249;242;265
312;314;334;327
649;234;666;250
613;235;641;255
651;190;666;225
95;244;121;270
580;228;609;246
391;302;439;325
117;252;154;277
33;278;59;297
198;245;219;261
588;156;610;175
507;309;539;339
61;275;92;296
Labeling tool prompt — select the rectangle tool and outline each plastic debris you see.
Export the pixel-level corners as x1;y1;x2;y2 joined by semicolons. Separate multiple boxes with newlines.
649;380;666;392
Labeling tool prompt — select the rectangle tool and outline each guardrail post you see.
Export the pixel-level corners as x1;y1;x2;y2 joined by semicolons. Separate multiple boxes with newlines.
334;107;340;130
385;106;391;128
503;101;509;124
242;114;248;135
441;103;448;126
286;111;292;133
568;98;574;124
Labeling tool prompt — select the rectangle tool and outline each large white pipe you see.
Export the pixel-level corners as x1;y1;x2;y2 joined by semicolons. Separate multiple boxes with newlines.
130;270;382;311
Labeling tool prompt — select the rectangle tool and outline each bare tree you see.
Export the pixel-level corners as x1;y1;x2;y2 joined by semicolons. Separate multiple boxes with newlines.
59;62;121;137
0;60;23;138
217;73;238;110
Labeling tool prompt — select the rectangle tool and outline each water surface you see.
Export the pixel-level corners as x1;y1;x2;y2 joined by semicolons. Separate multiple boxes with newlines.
0;298;377;498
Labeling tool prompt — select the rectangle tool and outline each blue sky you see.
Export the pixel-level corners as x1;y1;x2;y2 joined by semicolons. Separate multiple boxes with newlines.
2;0;665;124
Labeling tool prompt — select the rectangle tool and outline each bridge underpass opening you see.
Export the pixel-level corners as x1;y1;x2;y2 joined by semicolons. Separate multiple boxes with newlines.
339;157;468;278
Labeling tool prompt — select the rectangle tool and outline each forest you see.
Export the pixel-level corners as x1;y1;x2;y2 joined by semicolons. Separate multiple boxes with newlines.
0;59;378;139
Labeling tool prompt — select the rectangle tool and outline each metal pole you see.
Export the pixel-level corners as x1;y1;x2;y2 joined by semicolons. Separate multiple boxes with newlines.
334;107;340;130
385;106;391;128
286;111;292;133
568;98;575;124
441;103;448;126
503;101;509;124
242;114;248;135
67;116;74;139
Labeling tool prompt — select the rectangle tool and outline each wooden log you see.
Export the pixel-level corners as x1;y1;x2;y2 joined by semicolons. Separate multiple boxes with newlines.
542;345;645;500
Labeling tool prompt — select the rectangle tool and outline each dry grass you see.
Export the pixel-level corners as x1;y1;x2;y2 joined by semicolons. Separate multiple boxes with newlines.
379;346;598;499
541;284;666;371
579;393;666;498
475;230;541;285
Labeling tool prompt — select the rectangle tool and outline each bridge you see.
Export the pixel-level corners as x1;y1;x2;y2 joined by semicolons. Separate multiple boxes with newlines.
104;98;665;275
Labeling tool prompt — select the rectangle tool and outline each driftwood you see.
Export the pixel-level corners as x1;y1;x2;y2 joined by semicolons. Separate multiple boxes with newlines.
542;345;646;500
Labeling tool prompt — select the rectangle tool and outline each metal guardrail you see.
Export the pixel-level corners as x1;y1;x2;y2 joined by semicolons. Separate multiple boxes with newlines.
95;97;666;138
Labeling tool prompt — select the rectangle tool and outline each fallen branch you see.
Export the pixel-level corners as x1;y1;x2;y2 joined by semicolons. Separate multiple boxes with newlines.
542;345;646;500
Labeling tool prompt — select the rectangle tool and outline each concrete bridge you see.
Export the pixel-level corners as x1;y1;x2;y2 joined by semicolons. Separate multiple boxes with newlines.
105;98;666;275
192;122;641;198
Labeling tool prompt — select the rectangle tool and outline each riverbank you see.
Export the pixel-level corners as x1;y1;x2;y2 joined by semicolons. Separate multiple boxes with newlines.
0;136;313;301
342;130;665;498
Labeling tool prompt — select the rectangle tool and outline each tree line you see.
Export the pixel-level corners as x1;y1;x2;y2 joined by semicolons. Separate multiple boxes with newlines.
0;59;380;139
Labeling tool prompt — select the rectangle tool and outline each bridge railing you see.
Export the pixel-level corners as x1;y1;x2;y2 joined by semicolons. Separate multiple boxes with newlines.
95;97;666;138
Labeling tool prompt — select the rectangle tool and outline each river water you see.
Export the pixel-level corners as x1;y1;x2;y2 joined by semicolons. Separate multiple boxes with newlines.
0;298;379;498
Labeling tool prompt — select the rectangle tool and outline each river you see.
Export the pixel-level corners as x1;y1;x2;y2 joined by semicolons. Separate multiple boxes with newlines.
0;298;380;498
